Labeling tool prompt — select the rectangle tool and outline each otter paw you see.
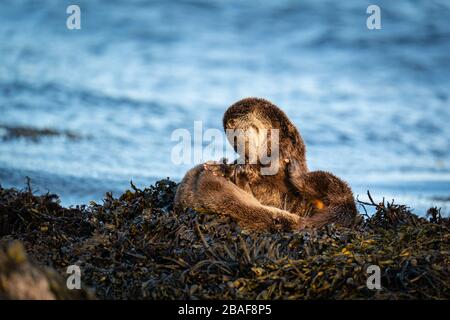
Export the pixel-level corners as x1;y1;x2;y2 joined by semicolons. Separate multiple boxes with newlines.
234;164;259;181
273;211;300;231
203;160;230;178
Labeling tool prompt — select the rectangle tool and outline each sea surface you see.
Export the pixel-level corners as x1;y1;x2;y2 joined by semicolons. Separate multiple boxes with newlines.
0;0;449;215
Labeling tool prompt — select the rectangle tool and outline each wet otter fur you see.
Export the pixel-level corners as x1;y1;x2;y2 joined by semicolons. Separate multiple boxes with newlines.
174;164;301;231
174;98;357;231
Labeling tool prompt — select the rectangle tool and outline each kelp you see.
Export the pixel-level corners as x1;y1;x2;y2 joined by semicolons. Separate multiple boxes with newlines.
0;179;448;299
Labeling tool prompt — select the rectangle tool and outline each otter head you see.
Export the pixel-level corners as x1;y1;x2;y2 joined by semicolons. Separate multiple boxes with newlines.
223;97;307;176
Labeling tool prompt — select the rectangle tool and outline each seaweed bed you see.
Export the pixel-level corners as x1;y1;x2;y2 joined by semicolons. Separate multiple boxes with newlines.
0;179;448;300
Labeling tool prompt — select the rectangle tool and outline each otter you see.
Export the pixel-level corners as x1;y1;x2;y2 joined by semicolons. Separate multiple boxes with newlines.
204;158;357;229
174;97;357;231
174;163;300;231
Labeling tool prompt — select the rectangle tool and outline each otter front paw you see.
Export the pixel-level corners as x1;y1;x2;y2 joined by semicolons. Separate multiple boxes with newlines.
203;159;231;178
234;164;260;183
273;210;301;231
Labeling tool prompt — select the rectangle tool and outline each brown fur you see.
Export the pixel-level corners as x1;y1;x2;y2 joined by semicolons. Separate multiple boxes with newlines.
174;97;357;231
174;164;302;231
223;97;308;176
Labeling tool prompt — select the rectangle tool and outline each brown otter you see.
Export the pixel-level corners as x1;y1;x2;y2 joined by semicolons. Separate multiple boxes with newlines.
174;163;301;231
174;97;357;231
204;159;357;229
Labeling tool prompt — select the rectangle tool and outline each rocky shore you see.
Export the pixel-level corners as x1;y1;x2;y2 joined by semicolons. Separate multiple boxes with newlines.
0;179;448;299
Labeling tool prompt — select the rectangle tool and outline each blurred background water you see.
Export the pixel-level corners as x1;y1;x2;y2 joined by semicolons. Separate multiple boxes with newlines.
0;0;449;215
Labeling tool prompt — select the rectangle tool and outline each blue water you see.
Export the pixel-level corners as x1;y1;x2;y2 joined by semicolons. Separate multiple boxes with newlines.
0;0;449;215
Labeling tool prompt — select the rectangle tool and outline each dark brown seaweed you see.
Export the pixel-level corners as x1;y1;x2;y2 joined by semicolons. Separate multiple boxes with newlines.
0;179;448;299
